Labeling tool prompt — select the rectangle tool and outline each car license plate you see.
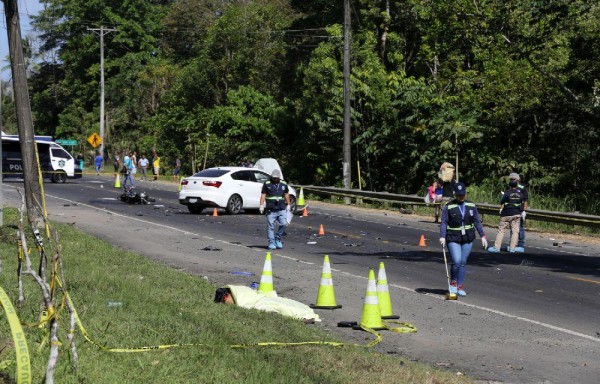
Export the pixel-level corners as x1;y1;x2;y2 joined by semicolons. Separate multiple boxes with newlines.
189;198;197;203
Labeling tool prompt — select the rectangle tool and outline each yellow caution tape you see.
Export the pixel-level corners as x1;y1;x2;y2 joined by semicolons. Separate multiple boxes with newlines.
55;276;390;352
0;286;32;384
383;321;418;334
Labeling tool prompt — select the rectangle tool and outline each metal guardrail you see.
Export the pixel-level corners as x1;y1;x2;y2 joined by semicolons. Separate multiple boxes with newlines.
294;185;600;228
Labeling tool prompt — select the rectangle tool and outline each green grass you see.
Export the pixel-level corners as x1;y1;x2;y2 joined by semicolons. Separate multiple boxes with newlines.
0;208;471;384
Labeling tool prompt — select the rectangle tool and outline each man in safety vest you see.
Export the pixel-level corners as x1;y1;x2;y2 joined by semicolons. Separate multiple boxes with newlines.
487;178;525;253
259;169;291;250
508;172;528;252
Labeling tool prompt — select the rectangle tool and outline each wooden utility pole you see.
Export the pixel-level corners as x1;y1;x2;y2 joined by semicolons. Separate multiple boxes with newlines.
88;26;116;160
342;0;352;200
3;0;43;225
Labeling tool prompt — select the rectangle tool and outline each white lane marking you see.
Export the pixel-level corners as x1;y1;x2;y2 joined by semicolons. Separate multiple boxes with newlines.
98;197;117;200
33;191;600;344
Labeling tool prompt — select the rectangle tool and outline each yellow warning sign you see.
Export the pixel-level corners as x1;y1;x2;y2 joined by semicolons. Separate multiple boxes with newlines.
87;133;102;148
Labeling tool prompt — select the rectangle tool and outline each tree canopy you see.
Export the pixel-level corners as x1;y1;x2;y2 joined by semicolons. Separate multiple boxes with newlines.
12;0;600;211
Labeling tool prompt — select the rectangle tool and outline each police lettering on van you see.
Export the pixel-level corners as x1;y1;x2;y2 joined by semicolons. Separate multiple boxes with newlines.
2;135;82;183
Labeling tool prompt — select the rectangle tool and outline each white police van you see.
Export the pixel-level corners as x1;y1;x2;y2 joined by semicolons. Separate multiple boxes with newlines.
2;134;82;183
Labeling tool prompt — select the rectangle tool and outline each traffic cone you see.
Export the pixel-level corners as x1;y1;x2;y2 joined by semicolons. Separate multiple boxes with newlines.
353;269;386;330
310;255;342;309
419;235;426;247
302;207;308;217
212;208;218;217
318;224;325;236
114;173;121;188
377;262;399;319
297;187;305;206
257;252;275;294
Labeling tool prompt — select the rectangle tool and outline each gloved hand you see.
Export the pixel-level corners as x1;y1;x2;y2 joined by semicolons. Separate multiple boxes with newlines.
259;205;265;214
286;204;291;212
439;237;446;247
521;211;527;220
481;236;488;249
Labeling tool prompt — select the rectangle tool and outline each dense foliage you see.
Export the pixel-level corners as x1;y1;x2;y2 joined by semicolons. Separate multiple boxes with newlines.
6;1;600;211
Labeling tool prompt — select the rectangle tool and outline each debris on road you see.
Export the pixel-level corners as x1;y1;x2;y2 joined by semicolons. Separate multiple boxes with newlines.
202;246;222;251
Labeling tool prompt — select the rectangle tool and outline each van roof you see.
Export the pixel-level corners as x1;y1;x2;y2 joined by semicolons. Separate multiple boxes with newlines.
2;135;55;143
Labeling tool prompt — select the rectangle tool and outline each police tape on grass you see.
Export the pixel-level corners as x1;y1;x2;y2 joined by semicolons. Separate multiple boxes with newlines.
56;277;412;353
0;285;31;384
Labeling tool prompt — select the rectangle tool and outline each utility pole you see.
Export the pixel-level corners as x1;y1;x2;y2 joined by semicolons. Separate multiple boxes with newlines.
0;79;3;227
88;26;116;160
3;0;43;225
342;0;352;201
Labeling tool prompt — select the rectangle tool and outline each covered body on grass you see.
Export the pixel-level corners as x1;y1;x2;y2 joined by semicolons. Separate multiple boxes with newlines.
214;285;320;323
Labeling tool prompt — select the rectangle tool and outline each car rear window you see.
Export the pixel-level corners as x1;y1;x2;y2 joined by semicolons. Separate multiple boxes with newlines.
231;171;254;181
192;169;229;178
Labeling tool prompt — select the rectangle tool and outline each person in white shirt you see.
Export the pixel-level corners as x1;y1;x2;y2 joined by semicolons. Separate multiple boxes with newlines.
138;155;149;181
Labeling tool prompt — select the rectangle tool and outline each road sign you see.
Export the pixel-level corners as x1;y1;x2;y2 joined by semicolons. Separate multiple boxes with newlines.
87;133;102;148
56;139;78;146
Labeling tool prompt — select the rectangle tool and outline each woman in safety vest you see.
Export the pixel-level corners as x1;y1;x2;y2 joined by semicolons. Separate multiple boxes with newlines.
439;182;488;296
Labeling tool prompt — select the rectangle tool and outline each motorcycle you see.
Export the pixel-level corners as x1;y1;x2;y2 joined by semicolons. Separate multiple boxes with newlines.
119;187;155;204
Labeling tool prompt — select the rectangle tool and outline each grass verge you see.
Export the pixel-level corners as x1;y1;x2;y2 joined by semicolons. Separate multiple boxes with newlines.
0;208;471;384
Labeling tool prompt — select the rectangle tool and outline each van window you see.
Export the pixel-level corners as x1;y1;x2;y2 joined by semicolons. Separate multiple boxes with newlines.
2;140;21;160
51;148;71;159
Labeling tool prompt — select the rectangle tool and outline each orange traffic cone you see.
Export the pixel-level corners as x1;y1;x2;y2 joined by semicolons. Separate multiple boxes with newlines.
302;207;308;217
419;235;426;247
212;208;218;217
318;224;325;236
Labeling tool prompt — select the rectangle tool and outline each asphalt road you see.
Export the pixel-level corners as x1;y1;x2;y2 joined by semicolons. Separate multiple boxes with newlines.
3;176;600;383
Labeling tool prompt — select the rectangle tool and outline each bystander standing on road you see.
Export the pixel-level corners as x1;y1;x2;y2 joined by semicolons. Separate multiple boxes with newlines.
138;155;149;181
113;154;121;175
131;151;138;179
123;151;135;189
152;150;160;181
94;151;103;175
173;157;181;181
77;152;85;171
259;169;291;250
439;182;488;296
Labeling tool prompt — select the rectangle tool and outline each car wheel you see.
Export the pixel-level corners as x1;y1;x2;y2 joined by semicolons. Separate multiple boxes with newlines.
226;194;243;215
289;196;297;214
52;171;67;183
188;205;204;214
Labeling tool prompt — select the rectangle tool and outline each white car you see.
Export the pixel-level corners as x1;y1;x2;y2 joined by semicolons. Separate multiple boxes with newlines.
178;167;297;215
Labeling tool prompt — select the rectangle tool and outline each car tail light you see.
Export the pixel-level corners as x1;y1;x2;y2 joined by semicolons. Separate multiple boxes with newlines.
203;181;222;188
181;180;189;186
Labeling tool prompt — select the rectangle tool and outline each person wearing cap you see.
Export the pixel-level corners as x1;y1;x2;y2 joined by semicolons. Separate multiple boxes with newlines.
259;169;291;250
439;182;488;296
487;176;526;253
508;172;528;252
